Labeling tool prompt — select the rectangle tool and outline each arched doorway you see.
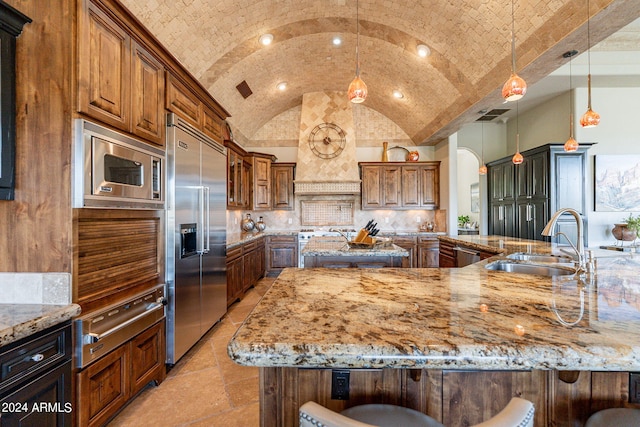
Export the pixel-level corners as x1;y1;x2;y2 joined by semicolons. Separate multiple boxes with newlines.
456;148;482;234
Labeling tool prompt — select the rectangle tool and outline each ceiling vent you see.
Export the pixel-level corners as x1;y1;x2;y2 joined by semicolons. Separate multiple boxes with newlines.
236;80;253;99
476;108;509;122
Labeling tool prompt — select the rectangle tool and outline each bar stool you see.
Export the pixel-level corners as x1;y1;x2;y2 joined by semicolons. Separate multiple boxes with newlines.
585;408;640;427
299;397;534;427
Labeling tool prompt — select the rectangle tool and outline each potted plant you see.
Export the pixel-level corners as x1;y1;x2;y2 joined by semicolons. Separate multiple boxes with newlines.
612;213;640;242
458;214;470;228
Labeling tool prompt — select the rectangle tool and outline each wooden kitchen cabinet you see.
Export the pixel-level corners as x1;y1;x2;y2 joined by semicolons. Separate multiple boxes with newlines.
360;162;440;210
242;239;264;292
417;236;439;268
271;163;296;210
77;343;129;427
391;236;417;267
78;0;165;146
165;72;227;142
227;237;266;306
131;41;165;145
266;235;298;276
438;239;455;268
130;320;166;396
226;245;244;306
76;321;165;427
225;140;250;209
78;0;130;132
250;153;274;211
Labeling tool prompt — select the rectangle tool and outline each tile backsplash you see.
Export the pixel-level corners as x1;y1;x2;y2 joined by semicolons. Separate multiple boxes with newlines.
0;273;71;304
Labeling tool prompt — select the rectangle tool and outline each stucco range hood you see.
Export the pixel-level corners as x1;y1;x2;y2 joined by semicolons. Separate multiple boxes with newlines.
294;180;361;195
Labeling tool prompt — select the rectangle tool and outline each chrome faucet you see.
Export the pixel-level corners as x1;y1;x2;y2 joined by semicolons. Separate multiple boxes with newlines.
541;208;585;272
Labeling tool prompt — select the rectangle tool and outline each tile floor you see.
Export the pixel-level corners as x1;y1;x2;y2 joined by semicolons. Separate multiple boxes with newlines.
108;277;275;427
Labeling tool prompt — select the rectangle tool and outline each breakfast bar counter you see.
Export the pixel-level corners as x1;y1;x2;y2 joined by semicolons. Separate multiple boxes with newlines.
228;236;640;426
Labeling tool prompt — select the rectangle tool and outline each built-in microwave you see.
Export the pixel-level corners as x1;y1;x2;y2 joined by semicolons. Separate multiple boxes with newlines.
73;120;164;209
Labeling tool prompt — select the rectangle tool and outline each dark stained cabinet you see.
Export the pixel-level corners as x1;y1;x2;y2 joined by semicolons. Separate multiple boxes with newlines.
225;140;250;209
0;322;72;427
266;235;298;276
360;162;440;210
391;236;417;268
488;144;592;243
438;239;456;268
226;236;266;306
417;236;439;268
250;153;274;211
271;163;296;210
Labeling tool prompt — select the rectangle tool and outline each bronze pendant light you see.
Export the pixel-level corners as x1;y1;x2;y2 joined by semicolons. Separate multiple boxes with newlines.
348;0;367;103
502;0;527;102
564;50;579;152
580;0;600;128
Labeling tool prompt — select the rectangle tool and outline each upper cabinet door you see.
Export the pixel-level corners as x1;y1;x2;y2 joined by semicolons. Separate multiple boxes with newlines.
419;163;439;209
78;1;131;131
131;41;165;146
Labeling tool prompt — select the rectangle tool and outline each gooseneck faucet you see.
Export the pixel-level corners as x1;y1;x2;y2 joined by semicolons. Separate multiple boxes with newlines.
541;208;585;272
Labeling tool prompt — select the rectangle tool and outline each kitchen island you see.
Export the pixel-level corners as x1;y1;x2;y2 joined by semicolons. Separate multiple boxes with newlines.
301;236;410;268
228;235;640;426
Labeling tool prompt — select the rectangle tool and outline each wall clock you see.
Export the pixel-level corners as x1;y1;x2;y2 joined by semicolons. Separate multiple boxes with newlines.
308;122;346;159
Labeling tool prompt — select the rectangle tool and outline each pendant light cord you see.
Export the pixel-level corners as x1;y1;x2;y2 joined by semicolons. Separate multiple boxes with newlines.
511;0;516;72
516;100;520;151
481;122;485;164
569;56;574;137
355;0;360;76
586;0;592;109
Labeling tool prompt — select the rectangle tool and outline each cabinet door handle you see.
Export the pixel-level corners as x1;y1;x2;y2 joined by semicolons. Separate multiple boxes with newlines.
499;205;504;221
30;354;44;362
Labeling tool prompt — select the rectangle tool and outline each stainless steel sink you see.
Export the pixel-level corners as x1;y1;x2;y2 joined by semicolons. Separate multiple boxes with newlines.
506;252;574;264
485;260;575;276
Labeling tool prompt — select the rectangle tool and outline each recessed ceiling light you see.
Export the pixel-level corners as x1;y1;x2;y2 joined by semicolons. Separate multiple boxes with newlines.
259;33;273;46
393;90;404;99
417;44;431;58
276;82;287;91
332;36;342;46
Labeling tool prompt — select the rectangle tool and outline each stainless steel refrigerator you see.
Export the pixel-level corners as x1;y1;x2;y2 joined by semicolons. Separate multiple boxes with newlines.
166;113;227;364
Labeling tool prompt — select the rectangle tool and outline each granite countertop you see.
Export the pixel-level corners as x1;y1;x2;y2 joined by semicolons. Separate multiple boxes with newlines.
228;235;640;371
302;236;409;257
227;230;295;249
0;303;81;347
226;230;446;249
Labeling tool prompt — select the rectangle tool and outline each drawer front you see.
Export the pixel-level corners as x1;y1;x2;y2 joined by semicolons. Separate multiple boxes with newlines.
227;245;243;260
268;235;297;244
0;322;71;395
243;240;258;252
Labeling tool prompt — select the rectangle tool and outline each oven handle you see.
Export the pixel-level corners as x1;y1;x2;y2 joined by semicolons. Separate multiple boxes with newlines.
84;300;165;344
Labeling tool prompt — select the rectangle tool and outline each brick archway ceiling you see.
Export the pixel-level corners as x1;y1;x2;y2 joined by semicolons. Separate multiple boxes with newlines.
121;0;639;145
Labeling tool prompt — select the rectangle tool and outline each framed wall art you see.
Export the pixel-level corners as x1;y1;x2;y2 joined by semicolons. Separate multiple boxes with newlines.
594;155;640;212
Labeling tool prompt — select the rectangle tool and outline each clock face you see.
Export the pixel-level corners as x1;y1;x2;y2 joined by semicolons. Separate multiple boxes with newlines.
308;123;346;159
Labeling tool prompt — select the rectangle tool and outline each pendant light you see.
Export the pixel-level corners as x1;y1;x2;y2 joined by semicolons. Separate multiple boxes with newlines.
479;123;487;175
580;0;600;128
347;0;367;103
564;50;579;152
502;0;527;102
512;101;523;165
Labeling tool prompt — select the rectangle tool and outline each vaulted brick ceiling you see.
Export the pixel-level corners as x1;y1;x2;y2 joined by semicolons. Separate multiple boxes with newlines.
121;0;639;145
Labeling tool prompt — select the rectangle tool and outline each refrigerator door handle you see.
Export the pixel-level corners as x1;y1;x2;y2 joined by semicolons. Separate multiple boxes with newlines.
197;185;205;254
204;186;210;253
